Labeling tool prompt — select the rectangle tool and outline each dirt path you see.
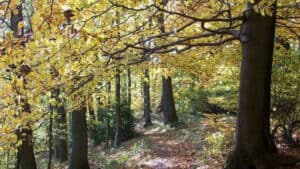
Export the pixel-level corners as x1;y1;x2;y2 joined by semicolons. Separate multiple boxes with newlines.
127;114;208;169
136;131;199;169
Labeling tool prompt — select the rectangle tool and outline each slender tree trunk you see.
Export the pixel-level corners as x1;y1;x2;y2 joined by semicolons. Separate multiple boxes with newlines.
225;2;277;169
143;68;152;127
127;68;132;108
158;0;179;125
69;108;90;169
53;89;68;162
47;103;54;169
105;82;111;149
114;71;122;147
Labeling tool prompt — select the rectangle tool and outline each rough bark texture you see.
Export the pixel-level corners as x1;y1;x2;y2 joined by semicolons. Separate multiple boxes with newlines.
53;89;68;162
161;76;179;125
69;108;90;169
225;2;277;169
143;68;152;127
114;71;122;147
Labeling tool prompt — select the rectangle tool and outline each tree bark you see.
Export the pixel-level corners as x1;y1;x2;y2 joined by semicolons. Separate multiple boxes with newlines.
105;82;112;149
114;71;122;147
143;68;152;127
48;102;54;169
16;101;37;169
10;3;37;169
225;2;277;169
69;108;90;169
158;0;179;125
161;76;179;125
127;68;132;108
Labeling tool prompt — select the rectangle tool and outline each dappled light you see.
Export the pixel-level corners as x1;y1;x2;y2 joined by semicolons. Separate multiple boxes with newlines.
0;0;299;169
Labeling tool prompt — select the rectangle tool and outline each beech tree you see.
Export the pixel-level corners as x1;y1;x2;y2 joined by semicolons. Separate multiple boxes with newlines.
225;1;278;169
158;0;179;125
143;68;152;127
114;70;122;147
69;107;90;169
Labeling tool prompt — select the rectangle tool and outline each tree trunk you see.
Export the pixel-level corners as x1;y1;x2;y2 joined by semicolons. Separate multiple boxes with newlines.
161;76;179;125
16;101;37;169
114;71;122;147
105;82;112;149
158;0;179;125
69;108;90;169
48;103;54;169
225;2;277;169
53;89;68;162
16;128;37;169
127;68;132;108
143;68;152;127
11;3;37;169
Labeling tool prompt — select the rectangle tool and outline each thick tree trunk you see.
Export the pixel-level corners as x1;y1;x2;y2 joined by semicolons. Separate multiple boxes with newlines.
225;2;277;169
16;101;37;169
53;89;68;162
114;71;122;147
69;108;90;169
16;128;37;169
143;68;152;127
161;76;179;125
158;0;179;125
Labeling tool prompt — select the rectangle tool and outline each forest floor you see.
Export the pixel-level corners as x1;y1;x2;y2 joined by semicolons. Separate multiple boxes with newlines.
41;113;300;169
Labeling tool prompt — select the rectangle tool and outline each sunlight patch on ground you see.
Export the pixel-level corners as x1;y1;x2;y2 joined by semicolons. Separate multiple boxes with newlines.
138;157;178;169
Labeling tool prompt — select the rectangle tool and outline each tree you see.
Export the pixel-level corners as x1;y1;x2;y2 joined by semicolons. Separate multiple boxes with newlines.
114;70;122;147
7;3;37;169
69;107;90;169
143;68;152;127
161;76;178;125
16;101;37;169
127;68;132;108
225;2;277;169
106;82;112;149
158;0;179;125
